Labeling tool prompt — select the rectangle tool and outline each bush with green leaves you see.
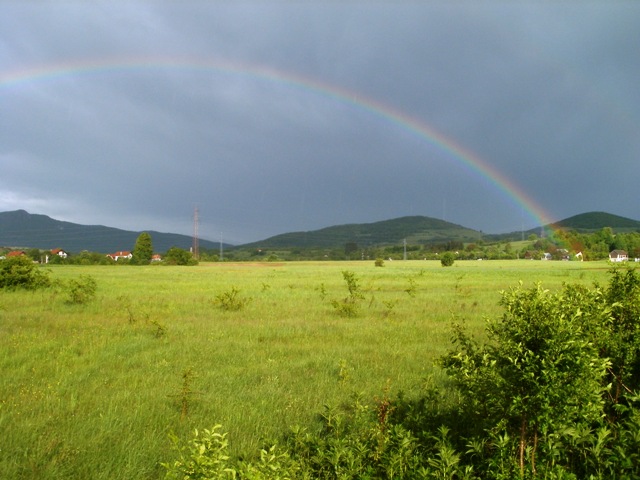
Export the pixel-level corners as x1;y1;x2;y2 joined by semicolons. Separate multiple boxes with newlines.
440;282;609;477
64;274;97;304
215;286;251;311
164;246;198;265
0;255;50;290
163;426;237;479
330;270;365;317
440;252;455;267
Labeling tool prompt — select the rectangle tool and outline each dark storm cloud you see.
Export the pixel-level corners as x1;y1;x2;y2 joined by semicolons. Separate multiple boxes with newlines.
1;2;638;244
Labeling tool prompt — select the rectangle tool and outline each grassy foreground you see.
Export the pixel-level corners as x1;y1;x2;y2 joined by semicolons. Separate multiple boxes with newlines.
0;260;610;479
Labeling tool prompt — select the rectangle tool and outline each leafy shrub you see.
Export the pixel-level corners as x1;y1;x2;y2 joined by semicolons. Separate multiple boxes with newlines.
0;256;50;290
215;286;251;311
331;270;364;317
440;252;455;267
65;275;97;304
163;426;236;479
164;246;198;265
374;258;385;267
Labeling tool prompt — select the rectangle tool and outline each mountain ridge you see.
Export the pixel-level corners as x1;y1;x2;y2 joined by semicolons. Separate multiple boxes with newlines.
0;210;221;253
240;215;484;249
1;210;639;253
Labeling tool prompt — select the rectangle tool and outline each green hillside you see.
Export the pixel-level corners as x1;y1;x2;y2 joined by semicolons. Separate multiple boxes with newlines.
240;215;483;249
486;211;640;242
0;210;221;253
551;211;640;232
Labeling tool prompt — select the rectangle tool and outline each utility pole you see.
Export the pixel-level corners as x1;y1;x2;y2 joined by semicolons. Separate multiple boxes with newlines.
220;232;223;261
192;207;199;260
403;238;407;261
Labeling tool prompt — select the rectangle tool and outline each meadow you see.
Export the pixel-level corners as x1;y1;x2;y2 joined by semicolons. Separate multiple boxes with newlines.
0;260;611;479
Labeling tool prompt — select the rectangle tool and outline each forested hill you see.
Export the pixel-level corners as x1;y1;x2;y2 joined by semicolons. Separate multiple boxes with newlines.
550;211;640;232
485;211;640;242
0;210;220;253
239;216;483;249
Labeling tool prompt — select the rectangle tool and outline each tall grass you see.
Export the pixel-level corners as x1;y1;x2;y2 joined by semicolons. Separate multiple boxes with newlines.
0;260;609;478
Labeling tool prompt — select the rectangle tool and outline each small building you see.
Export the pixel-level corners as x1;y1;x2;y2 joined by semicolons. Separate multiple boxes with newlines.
51;248;68;259
107;251;133;261
6;251;26;258
609;250;628;262
151;254;162;262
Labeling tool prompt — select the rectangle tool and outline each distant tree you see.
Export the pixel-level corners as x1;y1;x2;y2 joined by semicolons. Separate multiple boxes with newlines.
164;246;197;266
26;248;42;263
441;251;455;267
132;232;154;265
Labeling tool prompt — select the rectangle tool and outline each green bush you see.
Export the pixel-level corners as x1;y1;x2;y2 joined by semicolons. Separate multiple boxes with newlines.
215;286;251;311
331;270;365;317
65;275;97;304
164;246;198;265
163;426;236;479
0;256;50;290
440;252;455;267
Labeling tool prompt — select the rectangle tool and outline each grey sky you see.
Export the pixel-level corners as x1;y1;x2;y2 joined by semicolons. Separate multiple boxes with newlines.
1;2;639;244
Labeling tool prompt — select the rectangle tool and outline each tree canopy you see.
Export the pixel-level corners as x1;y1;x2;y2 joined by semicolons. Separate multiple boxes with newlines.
132;232;154;265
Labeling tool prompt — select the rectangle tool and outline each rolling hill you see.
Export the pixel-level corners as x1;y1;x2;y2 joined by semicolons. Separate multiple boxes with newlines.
239;216;484;249
550;212;640;232
0;210;221;253
484;211;640;242
3;210;639;254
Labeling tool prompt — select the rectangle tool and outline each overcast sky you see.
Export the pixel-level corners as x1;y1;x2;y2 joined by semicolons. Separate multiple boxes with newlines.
1;2;639;244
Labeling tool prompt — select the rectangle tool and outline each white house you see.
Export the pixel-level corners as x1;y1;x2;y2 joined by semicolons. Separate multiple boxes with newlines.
51;248;68;259
609;250;628;262
107;251;133;261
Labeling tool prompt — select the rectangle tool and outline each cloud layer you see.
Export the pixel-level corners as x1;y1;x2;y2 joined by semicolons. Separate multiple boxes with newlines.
2;2;639;244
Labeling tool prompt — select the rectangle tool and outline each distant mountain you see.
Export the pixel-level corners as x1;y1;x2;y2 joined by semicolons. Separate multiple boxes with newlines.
486;211;640;242
239;215;483;249
550;212;640;232
0;210;222;253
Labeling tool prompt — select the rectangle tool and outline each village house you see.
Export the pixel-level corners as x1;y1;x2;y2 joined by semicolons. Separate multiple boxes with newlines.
51;248;68;259
151;254;162;262
107;251;133;261
609;249;628;262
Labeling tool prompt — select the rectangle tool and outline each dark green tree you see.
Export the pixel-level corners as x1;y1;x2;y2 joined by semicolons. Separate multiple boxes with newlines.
440;252;455;266
132;232;153;265
164;246;197;266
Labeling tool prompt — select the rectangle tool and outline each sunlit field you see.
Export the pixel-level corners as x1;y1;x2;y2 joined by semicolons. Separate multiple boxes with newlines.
0;260;611;479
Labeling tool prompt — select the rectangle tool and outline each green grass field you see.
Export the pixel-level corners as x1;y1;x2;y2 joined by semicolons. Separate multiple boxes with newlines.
0;260;611;479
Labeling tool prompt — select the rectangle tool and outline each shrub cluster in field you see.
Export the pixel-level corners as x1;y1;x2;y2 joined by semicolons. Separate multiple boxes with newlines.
0;256;97;304
0;256;51;289
164;266;640;479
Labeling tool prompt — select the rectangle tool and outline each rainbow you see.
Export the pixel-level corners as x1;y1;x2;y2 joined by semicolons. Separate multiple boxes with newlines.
1;55;555;232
